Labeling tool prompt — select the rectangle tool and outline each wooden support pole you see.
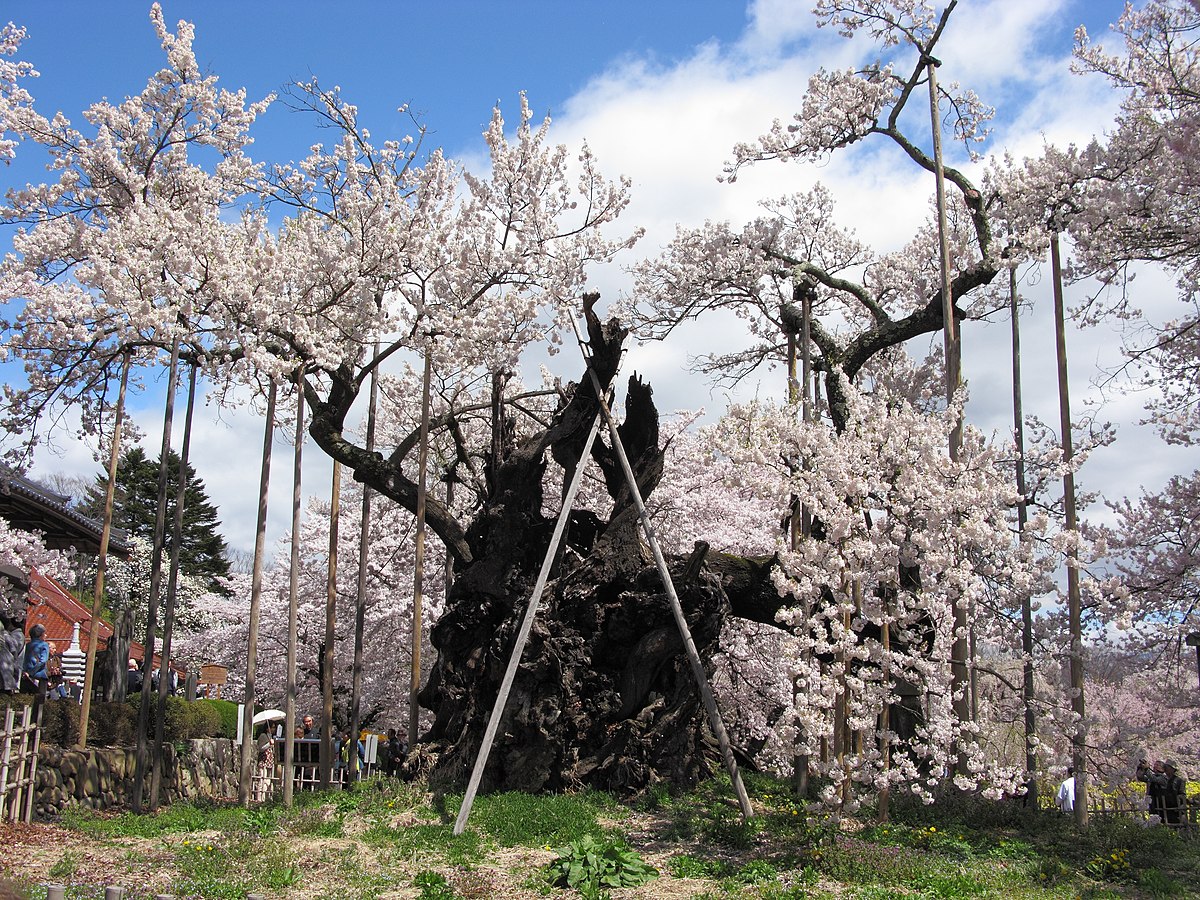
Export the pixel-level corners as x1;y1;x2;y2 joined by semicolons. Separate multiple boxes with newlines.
79;350;130;748
1051;232;1088;826
151;360;198;809
321;461;341;790
239;380;277;804
133;337;180;813
350;344;380;782
410;347;433;744
283;366;305;807
1010;265;1039;804
454;409;605;835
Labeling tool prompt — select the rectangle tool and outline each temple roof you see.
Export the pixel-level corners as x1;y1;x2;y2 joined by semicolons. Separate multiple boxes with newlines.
0;469;129;558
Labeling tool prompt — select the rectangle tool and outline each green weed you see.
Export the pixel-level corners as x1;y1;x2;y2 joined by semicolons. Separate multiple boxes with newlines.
47;851;81;881
547;833;657;898
414;869;457;900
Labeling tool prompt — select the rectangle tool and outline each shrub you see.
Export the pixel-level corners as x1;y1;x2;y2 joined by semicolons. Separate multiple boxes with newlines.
206;698;239;739
35;697;80;745
163;695;223;740
88;699;140;745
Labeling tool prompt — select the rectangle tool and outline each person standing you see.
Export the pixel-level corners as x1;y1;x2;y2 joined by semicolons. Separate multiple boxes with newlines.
127;658;144;694
45;641;68;699
387;728;407;777
1161;761;1187;826
253;725;276;802
1056;766;1075;813
1138;759;1167;822
20;623;49;697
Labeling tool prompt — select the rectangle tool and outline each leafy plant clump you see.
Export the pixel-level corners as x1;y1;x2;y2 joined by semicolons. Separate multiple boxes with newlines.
547;833;657;899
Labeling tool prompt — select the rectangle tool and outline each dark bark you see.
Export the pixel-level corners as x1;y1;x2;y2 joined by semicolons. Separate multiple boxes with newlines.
413;312;788;793
307;296;789;794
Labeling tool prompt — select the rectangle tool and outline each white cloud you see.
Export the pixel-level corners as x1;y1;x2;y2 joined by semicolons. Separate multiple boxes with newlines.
25;0;1180;561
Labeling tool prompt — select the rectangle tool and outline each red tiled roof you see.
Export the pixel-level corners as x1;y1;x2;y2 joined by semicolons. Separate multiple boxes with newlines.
24;568;180;673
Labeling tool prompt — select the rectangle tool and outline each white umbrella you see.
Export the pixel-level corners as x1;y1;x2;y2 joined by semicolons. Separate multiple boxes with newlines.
252;708;285;725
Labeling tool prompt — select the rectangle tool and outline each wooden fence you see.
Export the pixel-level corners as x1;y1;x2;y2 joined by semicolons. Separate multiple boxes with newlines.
1041;791;1200;832
0;703;41;824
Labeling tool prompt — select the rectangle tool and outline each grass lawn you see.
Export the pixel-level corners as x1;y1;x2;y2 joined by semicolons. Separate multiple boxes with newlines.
1;772;1197;899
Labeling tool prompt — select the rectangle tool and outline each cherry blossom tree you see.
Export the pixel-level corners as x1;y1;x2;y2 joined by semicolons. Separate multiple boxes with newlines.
626;1;1001;432
0;516;70;614
0;4;270;468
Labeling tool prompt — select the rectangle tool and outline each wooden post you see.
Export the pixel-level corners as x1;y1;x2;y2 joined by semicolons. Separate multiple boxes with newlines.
1010;264;1039;804
409;347;433;744
151;359;198;809
350;344;379;782
1051;232;1088;826
133;336;180;813
79;350;130;748
283;365;305;806
239;380;277;804
879;608;891;823
321;461;341;790
927;50;969;775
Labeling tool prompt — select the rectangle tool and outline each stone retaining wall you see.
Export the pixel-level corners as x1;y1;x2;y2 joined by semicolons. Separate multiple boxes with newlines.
34;739;243;817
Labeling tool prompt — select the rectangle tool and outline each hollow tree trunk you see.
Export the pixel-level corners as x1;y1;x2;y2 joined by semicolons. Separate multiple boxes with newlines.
416;309;757;794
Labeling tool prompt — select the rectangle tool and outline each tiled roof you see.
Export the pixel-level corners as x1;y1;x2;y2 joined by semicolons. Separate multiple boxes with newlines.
25;568;180;673
0;469;130;557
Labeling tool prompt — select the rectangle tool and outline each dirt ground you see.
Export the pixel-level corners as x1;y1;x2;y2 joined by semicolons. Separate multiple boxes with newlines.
0;811;731;899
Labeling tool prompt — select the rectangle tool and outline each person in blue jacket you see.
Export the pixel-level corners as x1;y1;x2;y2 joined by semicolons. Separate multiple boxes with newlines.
21;623;49;699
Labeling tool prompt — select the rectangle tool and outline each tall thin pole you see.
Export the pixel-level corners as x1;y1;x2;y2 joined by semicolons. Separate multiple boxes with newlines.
350;348;379;781
454;409;606;835
409;348;433;743
283;365;305;807
1051;233;1087;826
321;461;341;790
133;336;180;813
239;379;277;804
78;350;130;748
927;53;969;773
150;359;198;810
1010;265;1038;804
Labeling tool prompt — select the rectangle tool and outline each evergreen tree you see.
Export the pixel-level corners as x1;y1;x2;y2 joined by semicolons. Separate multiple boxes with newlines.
83;447;232;595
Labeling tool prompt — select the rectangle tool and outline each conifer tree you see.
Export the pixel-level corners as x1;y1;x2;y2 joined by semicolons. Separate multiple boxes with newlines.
83;447;231;595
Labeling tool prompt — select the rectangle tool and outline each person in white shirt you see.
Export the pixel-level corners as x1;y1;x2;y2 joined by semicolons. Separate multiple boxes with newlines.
1056;766;1075;812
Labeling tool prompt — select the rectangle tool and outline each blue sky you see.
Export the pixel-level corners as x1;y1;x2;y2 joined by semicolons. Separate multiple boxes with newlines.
7;2;751;166
4;0;1181;557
